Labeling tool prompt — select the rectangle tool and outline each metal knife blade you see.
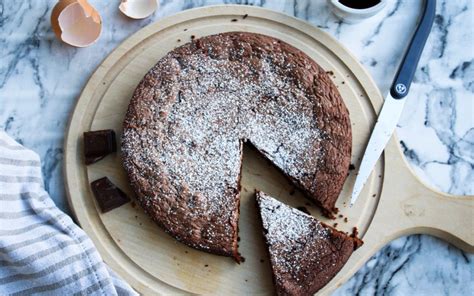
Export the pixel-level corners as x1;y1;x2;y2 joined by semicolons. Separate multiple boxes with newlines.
350;94;406;206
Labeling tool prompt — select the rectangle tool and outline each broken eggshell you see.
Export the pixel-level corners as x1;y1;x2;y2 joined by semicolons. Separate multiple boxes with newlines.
51;0;102;47
119;0;158;20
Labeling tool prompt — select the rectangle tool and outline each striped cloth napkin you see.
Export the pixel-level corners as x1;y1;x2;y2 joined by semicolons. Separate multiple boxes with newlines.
0;131;138;296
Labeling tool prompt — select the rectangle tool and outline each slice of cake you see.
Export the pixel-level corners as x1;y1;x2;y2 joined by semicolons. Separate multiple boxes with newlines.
256;191;362;295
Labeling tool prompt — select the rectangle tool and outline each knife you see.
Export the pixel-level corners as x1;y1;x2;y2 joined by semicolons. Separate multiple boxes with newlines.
350;0;436;206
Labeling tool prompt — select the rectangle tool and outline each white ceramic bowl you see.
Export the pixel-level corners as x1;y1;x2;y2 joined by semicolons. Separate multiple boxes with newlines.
328;0;387;23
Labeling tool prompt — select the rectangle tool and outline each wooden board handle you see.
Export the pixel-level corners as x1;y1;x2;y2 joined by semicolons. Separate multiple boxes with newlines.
370;138;474;253
403;184;474;252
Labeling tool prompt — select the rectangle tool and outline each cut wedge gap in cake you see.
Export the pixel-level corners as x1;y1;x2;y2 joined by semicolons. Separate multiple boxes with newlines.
232;139;245;263
242;139;339;219
255;191;363;296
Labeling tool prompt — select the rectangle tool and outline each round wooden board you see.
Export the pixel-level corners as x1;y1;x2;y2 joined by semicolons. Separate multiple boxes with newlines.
64;5;474;295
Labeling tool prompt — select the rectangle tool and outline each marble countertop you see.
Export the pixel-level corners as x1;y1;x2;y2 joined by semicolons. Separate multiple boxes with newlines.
1;0;472;294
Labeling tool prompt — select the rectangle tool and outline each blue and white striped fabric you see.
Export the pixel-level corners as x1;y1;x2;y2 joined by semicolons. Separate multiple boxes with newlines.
0;131;138;296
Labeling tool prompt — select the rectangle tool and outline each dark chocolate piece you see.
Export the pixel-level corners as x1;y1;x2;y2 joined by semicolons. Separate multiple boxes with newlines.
91;177;130;213
83;130;117;165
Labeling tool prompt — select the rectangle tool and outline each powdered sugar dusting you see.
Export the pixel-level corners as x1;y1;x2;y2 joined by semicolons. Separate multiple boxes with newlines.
257;192;328;262
160;53;320;199
259;193;319;242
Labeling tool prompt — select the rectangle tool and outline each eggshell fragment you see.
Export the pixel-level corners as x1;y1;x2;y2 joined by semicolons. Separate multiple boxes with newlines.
51;0;102;47
119;0;158;20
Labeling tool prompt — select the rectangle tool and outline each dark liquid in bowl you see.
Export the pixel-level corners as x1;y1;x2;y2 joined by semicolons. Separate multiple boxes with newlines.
339;0;381;9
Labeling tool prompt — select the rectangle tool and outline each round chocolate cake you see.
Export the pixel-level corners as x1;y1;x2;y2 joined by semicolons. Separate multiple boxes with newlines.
121;32;351;261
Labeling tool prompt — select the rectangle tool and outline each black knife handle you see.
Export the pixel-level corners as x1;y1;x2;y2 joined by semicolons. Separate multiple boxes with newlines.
390;0;436;99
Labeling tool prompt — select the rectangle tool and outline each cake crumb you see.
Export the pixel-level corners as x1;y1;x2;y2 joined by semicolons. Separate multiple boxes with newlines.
344;217;348;223
333;223;338;227
231;19;238;22
243;14;248;19
350;227;359;238
349;164;355;170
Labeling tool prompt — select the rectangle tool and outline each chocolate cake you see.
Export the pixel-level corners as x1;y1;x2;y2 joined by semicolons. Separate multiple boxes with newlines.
256;191;362;295
121;32;351;260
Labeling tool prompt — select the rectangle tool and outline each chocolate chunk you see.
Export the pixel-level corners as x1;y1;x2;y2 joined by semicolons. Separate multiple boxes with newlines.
84;130;117;165
91;177;130;213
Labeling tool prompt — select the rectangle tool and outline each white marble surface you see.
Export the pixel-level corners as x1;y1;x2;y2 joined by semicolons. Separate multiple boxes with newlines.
0;0;472;294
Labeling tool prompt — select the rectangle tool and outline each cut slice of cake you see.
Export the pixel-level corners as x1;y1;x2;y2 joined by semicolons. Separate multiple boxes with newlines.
256;191;363;295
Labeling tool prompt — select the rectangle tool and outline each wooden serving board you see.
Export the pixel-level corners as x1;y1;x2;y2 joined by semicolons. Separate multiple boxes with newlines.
64;5;474;295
